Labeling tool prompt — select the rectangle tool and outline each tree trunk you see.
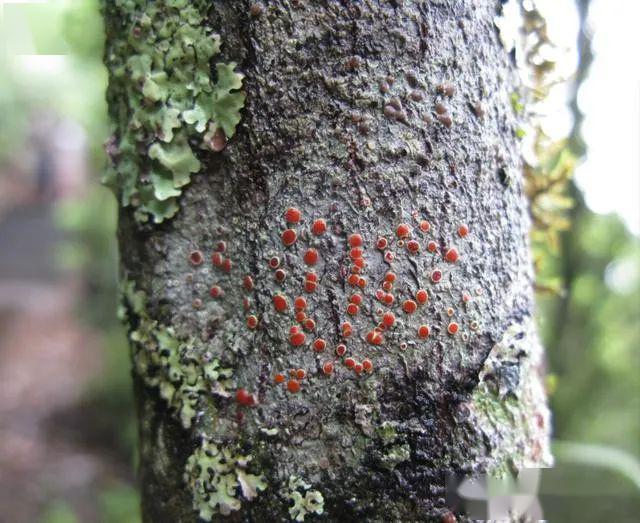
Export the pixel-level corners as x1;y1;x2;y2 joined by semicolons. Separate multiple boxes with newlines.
103;0;551;521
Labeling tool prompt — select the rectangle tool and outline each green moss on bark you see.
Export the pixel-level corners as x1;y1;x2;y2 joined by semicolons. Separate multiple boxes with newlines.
470;321;552;477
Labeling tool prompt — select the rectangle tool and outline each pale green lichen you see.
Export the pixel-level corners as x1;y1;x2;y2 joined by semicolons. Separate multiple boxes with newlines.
120;280;268;518
284;476;325;522
184;439;267;520
470;321;552;476
119;280;232;428
102;0;245;223
376;421;399;445
380;443;411;471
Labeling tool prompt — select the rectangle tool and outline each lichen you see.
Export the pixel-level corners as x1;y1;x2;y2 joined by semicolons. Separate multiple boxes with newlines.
376;421;399;445
470;321;552;476
119;279;232;428
102;0;245;223
380;444;411;471
184;439;267;520
284;476;325;522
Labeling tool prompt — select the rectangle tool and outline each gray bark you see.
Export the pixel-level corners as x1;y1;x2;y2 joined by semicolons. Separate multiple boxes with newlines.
105;1;551;521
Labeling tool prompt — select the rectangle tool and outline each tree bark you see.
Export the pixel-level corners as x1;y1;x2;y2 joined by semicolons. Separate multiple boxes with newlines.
104;1;551;521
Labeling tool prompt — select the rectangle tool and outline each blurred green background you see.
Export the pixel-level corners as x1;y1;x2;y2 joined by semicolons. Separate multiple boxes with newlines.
0;0;637;521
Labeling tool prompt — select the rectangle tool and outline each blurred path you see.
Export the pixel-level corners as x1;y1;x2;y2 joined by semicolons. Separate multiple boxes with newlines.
0;203;113;523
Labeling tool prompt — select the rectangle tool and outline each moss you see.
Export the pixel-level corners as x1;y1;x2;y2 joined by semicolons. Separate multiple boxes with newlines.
184;439;267;520
119;280;232;429
510;91;524;114
102;0;244;223
472;389;519;432
471;387;520;478
284;476;325;522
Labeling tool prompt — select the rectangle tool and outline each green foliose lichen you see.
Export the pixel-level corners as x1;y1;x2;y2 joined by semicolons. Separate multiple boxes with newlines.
376;421;399;445
284;476;325;522
184;439;267;520
119;280;232;428
102;0;245;223
380;443;411;471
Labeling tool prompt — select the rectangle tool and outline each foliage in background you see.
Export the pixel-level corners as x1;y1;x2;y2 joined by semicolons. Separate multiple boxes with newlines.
540;206;640;458
0;0;108;168
520;0;640;490
525;141;576;293
518;1;577;295
58;0;139;474
40;483;141;523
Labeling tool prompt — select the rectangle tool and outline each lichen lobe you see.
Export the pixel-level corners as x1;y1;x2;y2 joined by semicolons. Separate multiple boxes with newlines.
103;0;245;223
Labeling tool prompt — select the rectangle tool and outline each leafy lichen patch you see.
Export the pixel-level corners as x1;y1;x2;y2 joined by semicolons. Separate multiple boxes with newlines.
102;0;244;223
283;476;325;522
184;439;267;520
119;279;232;428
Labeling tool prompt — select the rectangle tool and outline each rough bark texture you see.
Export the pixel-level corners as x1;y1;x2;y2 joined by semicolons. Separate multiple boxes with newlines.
105;1;551;521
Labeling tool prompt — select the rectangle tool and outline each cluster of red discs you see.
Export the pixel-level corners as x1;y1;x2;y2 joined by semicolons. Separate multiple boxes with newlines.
273;368;306;394
189;207;473;403
345;234;368;289
344;357;373;374
271;208;329;393
210;241;233;273
337;236;379;375
235;387;257;407
345;233;367;306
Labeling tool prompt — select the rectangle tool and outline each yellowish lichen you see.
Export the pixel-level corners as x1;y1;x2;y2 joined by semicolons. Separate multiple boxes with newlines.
119;279;232;428
284;476;325;522
184;439;267;520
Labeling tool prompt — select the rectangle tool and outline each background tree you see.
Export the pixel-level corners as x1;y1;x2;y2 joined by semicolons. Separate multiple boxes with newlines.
102;1;551;521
